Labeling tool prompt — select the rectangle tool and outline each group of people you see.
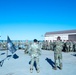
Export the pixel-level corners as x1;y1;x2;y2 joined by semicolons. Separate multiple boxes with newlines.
42;39;76;52
1;37;75;73
27;36;63;73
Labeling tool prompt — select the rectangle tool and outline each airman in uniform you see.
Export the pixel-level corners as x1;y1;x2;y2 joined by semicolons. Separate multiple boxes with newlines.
28;39;41;73
45;40;48;50
65;40;70;52
49;40;53;50
41;40;45;50
73;41;76;52
24;40;30;54
69;41;73;52
53;36;63;70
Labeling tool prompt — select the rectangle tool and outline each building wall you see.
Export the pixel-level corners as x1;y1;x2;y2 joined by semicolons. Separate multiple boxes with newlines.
45;34;68;42
69;34;76;41
45;33;76;42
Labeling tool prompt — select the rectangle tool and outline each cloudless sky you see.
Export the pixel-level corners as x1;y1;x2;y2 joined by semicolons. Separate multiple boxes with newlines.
0;0;76;40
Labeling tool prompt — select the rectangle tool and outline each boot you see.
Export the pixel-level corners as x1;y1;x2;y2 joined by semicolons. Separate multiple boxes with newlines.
53;63;57;70
59;63;62;70
53;66;57;70
30;68;33;73
37;68;40;73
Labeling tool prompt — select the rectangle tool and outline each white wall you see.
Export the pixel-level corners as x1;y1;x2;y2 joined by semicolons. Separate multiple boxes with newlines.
45;32;76;42
45;33;74;42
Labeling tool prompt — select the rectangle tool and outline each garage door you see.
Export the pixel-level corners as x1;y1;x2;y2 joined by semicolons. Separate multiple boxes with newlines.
69;34;76;41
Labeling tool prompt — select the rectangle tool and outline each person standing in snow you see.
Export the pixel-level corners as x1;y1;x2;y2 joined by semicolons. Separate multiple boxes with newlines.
53;36;63;70
28;39;41;73
24;40;30;54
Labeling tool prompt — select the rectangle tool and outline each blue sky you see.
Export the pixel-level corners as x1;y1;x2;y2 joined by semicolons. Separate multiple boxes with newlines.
0;0;76;40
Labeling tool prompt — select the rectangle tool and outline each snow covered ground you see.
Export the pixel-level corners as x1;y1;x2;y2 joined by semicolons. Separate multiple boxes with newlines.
0;50;76;75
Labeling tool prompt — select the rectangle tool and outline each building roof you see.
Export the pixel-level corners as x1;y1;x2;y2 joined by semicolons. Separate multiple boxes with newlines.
45;29;76;36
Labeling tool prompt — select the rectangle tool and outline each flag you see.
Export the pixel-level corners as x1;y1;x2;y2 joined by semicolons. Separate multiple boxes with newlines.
7;36;17;54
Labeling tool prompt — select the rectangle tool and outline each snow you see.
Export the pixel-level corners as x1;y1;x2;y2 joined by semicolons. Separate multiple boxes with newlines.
0;50;76;75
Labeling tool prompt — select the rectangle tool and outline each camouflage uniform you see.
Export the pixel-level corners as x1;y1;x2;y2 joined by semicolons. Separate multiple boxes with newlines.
24;40;30;54
28;39;41;73
54;37;63;70
0;41;3;49
50;40;53;50
46;41;50;50
45;40;48;50
38;41;42;49
62;40;66;52
73;41;76;52
53;40;56;51
42;40;46;50
65;40;70;52
69;41;73;52
17;41;22;49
